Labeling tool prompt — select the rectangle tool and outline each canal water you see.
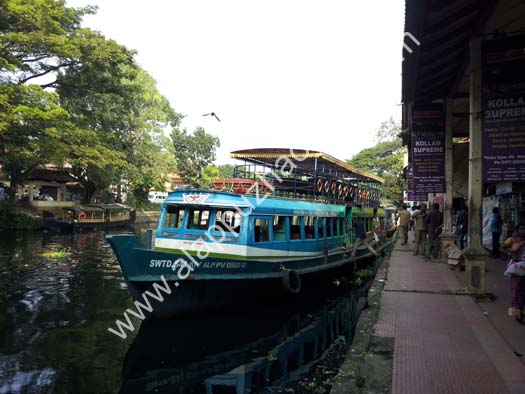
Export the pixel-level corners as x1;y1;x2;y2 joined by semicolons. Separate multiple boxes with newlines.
0;227;372;394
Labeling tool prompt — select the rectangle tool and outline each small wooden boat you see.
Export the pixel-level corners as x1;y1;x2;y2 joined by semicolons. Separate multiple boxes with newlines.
44;203;136;231
106;149;393;316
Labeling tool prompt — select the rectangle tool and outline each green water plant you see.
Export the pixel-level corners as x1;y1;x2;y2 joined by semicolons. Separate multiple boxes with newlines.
40;249;68;259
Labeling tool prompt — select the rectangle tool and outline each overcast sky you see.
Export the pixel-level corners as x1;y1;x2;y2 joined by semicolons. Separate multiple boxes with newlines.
66;0;405;164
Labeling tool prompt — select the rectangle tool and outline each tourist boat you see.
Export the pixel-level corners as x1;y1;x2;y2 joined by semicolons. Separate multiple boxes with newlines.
44;203;136;231
106;149;393;315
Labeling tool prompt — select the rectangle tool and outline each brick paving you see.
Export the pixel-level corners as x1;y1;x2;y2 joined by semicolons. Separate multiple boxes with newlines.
375;235;525;394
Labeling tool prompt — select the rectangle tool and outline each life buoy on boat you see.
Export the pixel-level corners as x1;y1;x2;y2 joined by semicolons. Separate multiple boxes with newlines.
79;212;86;219
343;185;349;197
330;181;336;194
324;181;330;193
317;178;323;192
282;269;301;294
338;183;343;196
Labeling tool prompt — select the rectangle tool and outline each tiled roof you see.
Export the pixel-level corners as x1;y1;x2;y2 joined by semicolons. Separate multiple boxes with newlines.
27;168;77;183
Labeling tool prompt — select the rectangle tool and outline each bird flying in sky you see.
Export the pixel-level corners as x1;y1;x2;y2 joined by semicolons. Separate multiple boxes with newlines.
202;112;221;122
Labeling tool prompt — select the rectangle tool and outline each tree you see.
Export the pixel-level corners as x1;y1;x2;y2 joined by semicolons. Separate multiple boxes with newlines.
0;1;181;204
57;40;179;202
119;68;180;203
171;127;220;187
197;165;220;189
217;164;235;178
347;119;406;202
0;0;93;200
0;0;94;87
374;116;401;143
0;84;70;200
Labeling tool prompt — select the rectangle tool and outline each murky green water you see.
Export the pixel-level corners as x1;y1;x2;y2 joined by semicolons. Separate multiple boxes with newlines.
0;227;368;394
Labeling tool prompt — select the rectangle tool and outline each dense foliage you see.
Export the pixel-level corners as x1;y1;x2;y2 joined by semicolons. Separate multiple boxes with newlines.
347;118;406;202
172;127;220;187
0;0;218;203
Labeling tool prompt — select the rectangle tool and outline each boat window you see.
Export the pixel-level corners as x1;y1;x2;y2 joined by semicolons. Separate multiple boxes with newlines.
305;216;315;239
186;209;210;230
327;217;334;237
164;205;185;228
273;216;287;241
215;209;241;233
290;216;303;240
337;218;343;236
316;217;324;238
254;218;270;242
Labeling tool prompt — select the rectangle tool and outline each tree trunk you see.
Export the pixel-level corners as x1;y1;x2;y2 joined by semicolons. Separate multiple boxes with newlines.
82;181;99;204
7;169;23;202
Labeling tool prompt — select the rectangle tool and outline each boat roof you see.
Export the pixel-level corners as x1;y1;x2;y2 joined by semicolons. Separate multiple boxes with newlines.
230;148;384;184
165;190;344;216
64;204;131;212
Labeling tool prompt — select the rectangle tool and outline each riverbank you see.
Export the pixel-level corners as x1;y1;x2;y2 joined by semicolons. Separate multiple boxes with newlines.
0;203;43;230
0;203;160;230
331;258;392;394
332;232;525;394
134;210;160;224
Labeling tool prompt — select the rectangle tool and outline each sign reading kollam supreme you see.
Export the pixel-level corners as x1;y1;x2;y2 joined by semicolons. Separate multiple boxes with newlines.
483;35;525;182
410;104;446;194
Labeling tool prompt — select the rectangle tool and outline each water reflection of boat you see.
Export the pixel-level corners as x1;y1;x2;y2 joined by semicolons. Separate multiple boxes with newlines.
107;149;393;315
120;282;369;394
44;204;136;231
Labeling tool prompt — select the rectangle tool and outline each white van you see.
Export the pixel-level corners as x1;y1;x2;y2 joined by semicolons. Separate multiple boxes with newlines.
148;191;168;204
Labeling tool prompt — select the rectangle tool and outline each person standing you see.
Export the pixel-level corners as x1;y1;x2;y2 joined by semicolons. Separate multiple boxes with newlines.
425;203;443;259
351;217;379;258
398;203;411;245
409;206;417;233
491;207;502;258
412;204;428;256
504;231;525;324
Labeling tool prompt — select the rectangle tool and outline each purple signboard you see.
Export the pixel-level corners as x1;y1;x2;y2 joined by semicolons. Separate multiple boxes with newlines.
406;165;428;201
411;105;446;193
482;35;525;182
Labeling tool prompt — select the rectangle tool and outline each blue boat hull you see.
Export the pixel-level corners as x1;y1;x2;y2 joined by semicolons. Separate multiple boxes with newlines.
113;239;380;316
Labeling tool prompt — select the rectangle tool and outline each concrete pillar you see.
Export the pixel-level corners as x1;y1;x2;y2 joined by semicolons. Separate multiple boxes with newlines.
440;98;456;261
464;36;486;294
28;183;34;202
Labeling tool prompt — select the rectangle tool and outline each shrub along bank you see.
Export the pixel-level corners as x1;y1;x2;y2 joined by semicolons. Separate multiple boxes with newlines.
0;205;42;230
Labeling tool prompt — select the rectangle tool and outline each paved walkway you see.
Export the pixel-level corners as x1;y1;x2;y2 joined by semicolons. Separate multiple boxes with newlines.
374;234;525;394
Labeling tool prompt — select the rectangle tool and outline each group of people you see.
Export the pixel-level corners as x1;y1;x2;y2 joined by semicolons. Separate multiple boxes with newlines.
397;202;443;259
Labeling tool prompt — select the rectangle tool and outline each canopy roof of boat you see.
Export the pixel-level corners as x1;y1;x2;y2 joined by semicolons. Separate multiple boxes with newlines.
230;148;384;184
63;203;131;212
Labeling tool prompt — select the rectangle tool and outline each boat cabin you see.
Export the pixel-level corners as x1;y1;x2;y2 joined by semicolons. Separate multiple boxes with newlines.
61;203;133;223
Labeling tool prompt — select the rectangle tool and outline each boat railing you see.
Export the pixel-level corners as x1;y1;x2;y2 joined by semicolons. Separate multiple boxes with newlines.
231;163;382;206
